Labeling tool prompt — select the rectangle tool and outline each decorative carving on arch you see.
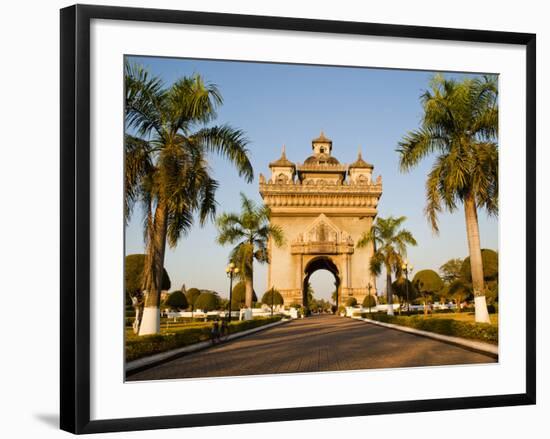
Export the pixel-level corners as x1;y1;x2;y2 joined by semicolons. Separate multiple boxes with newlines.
304;213;339;243
291;214;354;255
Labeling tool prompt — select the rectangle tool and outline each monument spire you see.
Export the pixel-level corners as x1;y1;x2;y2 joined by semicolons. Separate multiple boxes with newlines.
269;144;295;169
312;130;333;155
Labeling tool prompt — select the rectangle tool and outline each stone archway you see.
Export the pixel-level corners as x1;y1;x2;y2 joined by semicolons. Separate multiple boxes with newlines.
259;132;383;308
303;256;340;308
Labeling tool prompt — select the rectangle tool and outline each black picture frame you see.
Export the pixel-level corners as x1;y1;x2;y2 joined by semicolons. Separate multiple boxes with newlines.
60;4;536;434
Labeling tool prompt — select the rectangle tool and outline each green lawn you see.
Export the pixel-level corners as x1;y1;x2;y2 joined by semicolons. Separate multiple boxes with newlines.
419;312;498;325
131;319;217;333
125;315;224;329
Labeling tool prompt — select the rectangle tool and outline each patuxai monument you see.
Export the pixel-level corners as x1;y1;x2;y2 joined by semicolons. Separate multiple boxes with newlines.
259;132;383;307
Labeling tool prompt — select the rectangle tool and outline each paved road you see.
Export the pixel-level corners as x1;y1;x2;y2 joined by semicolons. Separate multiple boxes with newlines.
127;315;496;381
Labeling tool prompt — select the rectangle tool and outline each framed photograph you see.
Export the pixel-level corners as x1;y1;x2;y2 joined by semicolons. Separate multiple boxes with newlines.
60;4;536;434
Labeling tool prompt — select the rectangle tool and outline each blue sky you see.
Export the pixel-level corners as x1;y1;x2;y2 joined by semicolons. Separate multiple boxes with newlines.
125;56;498;301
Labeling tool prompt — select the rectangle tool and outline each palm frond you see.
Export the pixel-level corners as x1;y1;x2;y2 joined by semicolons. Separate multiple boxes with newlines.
167;74;222;133
191;125;253;183
356;228;376;248
124;134;154;222
124;62;165;139
369;252;384;276
397;127;448;172
217;225;246;245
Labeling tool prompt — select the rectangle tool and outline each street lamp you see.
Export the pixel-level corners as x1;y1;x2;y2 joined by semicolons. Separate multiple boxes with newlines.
226;262;239;322
367;282;373;317
402;260;413;316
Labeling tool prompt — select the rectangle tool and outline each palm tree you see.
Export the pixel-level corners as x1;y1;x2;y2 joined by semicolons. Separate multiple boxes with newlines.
125;63;253;335
216;193;284;308
357;216;417;315
305;281;314;307
397;74;498;323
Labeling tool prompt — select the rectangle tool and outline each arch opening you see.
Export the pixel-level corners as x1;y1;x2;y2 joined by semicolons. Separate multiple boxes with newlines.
303;257;340;309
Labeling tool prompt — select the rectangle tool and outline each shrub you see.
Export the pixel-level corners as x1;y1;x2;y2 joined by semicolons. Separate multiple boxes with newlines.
412;270;444;295
362;295;377;308
485;280;499;305
227;316;282;334
261;288;284;307
369;314;498;344
392;277;418;303
194;292;220;312
345;297;358;307
461;249;498;282
185;288;201;310
360;311;377;318
126;327;209;362
164;290;188;310
125;254;171;295
413;270;444;314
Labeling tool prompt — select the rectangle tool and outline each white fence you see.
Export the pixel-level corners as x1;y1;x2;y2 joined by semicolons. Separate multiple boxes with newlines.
343;302;458;317
164;305;287;321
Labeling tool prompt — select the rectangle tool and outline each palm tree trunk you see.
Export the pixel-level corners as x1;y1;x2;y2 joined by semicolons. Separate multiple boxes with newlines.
464;193;491;323
455;294;463;313
139;201;169;335
131;295;143;334
245;251;254;308
245;273;254;309
386;270;394;316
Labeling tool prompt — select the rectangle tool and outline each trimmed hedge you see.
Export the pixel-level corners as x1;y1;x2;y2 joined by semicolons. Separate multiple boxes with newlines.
362;295;377;308
164;290;188;310
125;254;171;294
126;316;283;362
368;314;498;344
194;292;220;311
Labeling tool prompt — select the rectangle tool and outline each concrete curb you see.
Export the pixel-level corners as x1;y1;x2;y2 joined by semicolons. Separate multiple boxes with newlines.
357;317;499;358
126;318;292;374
